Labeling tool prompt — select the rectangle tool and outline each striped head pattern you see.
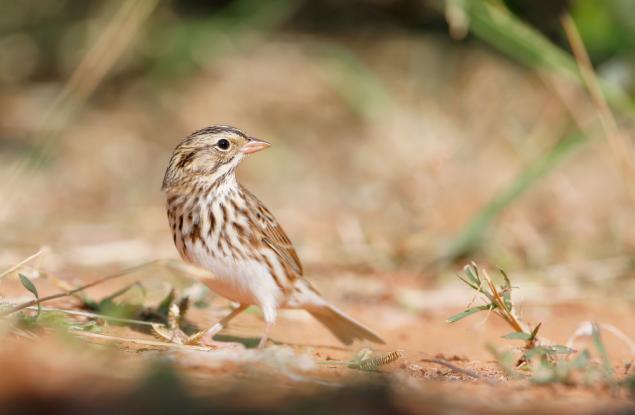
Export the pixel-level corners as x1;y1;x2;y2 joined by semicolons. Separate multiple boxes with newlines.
162;125;270;193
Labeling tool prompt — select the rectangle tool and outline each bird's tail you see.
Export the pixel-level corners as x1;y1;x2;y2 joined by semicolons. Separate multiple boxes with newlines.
308;304;385;345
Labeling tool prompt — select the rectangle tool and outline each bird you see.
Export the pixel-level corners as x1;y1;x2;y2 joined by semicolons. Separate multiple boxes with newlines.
162;125;384;348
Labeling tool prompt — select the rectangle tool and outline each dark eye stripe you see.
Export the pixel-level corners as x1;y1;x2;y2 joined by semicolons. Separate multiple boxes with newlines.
176;151;195;168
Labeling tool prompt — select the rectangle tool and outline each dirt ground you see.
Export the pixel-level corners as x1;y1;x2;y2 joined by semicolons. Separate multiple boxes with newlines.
1;267;633;415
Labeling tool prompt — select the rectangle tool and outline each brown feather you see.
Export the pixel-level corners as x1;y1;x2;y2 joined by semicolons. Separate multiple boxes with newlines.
240;185;304;276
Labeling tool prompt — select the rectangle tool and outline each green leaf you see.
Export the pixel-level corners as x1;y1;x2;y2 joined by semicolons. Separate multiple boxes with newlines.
457;264;495;302
19;273;40;318
499;268;511;289
502;290;512;312
464;264;479;284
524;345;575;360
528;322;542;342
545;345;575;355
523;346;549;360
95;282;146;319
98;301;141;321
457;275;479;290
447;304;493;323
591;324;613;380
502;331;532;340
18;273;38;297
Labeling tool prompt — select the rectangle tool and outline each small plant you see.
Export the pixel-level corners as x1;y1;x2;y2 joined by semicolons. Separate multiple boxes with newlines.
448;262;543;354
18;273;41;320
449;263;621;386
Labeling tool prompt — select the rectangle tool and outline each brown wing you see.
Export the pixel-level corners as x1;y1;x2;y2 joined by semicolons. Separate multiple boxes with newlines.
240;186;303;276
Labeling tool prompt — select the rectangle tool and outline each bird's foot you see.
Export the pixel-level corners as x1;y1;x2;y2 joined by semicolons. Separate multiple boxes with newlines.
257;336;268;349
257;323;272;349
199;337;245;350
187;328;244;350
152;323;190;344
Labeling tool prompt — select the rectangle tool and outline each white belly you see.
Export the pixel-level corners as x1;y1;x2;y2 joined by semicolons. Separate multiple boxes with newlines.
185;239;283;310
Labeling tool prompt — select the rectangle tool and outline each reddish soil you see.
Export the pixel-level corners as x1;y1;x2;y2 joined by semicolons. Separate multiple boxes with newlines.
1;270;633;414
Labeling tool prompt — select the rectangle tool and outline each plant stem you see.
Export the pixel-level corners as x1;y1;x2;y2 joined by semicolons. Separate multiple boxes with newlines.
0;260;160;317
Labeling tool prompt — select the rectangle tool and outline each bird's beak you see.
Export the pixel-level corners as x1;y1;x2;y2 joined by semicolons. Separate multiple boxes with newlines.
240;138;271;154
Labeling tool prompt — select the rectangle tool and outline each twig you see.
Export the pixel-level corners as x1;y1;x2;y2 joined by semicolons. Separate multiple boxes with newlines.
24;305;160;327
72;330;213;351
421;358;497;386
0;260;160;317
482;269;528;334
562;13;635;203
0;247;50;280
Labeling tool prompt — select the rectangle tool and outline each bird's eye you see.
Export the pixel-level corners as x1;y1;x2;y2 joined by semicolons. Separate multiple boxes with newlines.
216;139;230;150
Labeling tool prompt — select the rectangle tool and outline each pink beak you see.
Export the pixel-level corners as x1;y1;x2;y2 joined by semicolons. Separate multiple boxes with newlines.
240;138;271;154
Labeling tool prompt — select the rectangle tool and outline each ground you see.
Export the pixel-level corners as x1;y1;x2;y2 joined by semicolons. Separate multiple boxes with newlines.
1;266;633;415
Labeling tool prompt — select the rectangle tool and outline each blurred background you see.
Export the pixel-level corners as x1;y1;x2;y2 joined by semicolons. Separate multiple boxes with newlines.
2;0;635;283
1;1;635;413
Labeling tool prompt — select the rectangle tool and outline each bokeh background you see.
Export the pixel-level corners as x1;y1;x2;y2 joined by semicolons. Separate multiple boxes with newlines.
2;0;635;280
1;1;635;412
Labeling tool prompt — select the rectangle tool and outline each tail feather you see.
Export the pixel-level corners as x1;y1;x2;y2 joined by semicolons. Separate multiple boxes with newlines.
308;305;385;345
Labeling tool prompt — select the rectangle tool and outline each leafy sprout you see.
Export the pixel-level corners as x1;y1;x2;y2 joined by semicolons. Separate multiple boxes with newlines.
451;263;626;388
18;273;40;319
448;262;538;349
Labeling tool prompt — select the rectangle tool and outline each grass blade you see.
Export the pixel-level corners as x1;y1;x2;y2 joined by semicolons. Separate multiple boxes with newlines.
502;332;532;341
459;0;634;114
528;322;542;342
591;323;614;380
447;304;493;323
445;130;587;260
436;0;632;263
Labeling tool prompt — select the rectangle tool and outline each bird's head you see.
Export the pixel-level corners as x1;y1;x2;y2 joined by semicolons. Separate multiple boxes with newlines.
162;125;270;192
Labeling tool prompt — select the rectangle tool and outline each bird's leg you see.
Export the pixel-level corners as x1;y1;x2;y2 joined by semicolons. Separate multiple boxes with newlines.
189;304;249;346
258;321;273;349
